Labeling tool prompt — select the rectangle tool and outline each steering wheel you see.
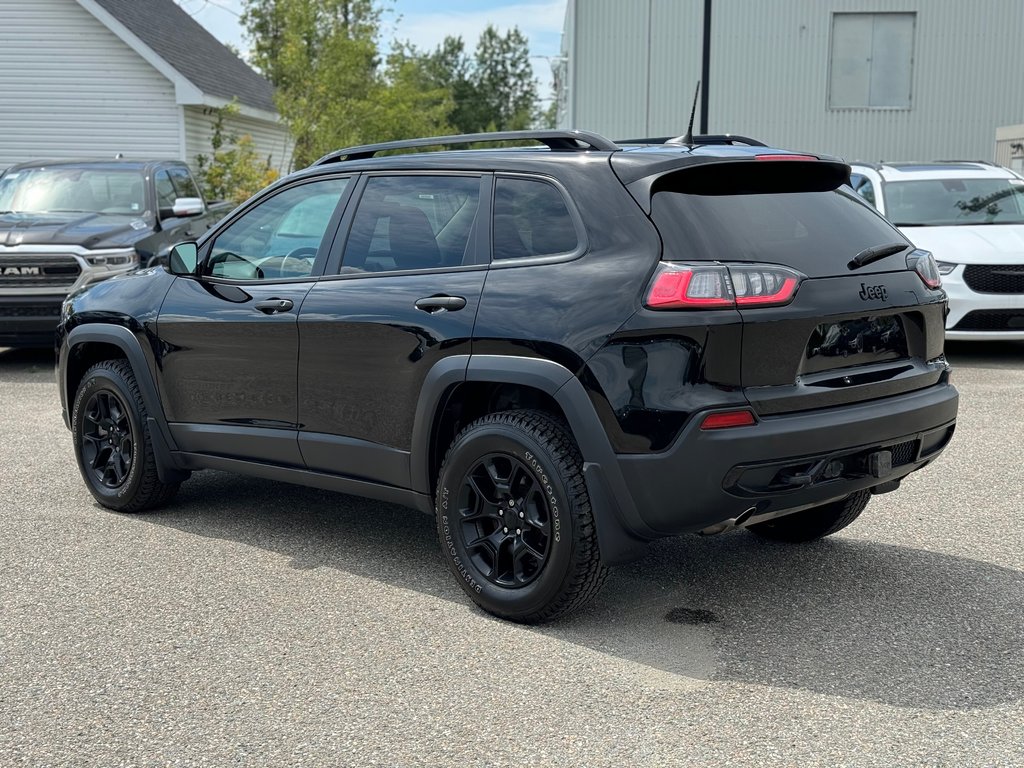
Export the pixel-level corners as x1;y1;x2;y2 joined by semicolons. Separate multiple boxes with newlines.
281;246;318;277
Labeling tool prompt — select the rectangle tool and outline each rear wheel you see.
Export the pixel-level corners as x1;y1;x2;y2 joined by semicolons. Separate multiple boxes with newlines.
72;360;179;512
746;490;870;542
436;410;608;623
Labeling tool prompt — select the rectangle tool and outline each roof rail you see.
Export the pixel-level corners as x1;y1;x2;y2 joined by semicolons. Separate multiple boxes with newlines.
616;134;767;147
935;159;999;167
313;130;619;165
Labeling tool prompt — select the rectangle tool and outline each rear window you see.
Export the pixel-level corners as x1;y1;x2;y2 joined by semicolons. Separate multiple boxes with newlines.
651;183;904;276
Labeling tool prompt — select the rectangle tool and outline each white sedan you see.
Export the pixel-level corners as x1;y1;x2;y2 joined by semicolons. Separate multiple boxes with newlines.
849;161;1024;341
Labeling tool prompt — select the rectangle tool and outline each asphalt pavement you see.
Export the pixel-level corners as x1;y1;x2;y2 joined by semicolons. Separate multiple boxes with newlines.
0;342;1022;767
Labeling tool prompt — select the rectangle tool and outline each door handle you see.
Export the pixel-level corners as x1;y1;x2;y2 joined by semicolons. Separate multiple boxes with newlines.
415;295;467;313
254;298;294;314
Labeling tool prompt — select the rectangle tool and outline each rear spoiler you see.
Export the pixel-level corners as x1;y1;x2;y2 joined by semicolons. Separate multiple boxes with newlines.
612;155;852;215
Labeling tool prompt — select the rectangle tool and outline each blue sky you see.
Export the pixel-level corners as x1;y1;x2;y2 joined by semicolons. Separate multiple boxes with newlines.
174;0;568;102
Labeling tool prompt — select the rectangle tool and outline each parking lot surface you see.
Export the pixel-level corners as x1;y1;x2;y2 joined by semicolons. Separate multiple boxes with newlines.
1;343;1022;767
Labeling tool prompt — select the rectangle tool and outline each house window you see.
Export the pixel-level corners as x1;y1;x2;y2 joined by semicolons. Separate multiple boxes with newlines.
829;12;915;109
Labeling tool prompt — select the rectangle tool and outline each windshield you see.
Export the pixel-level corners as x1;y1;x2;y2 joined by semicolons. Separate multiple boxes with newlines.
883;178;1024;226
0;167;147;215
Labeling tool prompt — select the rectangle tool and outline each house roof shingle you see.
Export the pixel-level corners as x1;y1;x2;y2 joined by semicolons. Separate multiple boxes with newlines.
90;0;277;114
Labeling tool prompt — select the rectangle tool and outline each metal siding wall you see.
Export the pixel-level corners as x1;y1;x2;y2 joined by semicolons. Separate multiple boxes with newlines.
566;0;1024;161
0;0;181;169
571;0;652;138
647;0;703;136
184;107;294;177
710;0;1024;161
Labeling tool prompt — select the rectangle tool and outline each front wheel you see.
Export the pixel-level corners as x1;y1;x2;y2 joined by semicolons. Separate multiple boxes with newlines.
746;490;871;542
71;360;180;512
436;410;608;623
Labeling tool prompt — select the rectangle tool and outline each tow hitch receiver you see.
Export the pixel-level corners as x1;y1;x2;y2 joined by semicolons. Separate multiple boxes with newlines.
868;449;893;478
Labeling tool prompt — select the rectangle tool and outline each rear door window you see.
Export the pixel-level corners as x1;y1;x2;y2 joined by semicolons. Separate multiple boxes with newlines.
492;177;579;260
849;173;877;207
168;167;201;201
340;175;482;273
155;170;177;212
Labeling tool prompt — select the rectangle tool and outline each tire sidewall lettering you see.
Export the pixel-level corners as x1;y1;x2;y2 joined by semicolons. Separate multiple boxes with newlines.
522;449;560;543
439;505;483;594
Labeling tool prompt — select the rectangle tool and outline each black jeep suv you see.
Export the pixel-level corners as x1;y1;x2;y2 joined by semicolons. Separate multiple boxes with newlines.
57;130;958;623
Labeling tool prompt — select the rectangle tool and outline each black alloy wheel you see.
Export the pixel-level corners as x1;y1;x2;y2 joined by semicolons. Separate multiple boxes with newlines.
457;453;552;588
71;359;181;512
436;409;608;623
80;390;134;488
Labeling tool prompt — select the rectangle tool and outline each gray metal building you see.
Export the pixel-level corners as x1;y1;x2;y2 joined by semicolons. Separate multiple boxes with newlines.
557;0;1024;162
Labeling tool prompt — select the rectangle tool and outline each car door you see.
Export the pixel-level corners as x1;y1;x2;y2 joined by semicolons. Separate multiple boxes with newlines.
156;175;354;466
296;173;489;488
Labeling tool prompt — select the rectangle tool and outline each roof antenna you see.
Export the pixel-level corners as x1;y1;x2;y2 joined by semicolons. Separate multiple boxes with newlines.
676;81;701;147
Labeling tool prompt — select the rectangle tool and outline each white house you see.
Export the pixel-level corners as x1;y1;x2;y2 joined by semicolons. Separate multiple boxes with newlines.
0;0;293;174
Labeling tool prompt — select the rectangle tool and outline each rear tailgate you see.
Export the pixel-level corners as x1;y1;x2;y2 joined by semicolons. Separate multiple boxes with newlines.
645;157;949;415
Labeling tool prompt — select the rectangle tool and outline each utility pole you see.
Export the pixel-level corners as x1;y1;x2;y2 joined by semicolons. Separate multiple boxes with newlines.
700;0;711;134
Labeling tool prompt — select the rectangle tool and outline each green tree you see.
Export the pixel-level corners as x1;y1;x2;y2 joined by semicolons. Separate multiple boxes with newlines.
242;0;451;167
472;25;538;131
409;24;541;135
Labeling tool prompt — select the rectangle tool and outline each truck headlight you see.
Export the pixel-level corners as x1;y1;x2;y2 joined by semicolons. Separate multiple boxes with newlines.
85;249;139;267
935;261;957;275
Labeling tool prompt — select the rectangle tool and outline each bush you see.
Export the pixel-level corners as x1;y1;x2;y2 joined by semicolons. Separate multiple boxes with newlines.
195;104;279;205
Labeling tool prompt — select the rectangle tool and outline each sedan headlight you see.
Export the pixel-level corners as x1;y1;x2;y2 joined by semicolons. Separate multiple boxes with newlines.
935;261;957;275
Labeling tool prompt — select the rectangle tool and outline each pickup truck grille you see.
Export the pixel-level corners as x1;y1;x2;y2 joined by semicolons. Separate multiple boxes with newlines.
0;302;62;317
0;254;81;288
962;264;1024;294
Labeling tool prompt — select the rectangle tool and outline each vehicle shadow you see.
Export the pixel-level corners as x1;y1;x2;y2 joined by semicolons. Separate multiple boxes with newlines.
0;347;57;381
137;470;1023;712
945;339;1024;368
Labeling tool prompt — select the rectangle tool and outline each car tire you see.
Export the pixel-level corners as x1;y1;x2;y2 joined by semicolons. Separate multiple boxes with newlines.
436;409;608;623
746;490;871;542
71;360;180;512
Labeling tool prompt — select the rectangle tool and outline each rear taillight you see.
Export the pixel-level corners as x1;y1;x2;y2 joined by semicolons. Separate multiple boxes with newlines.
907;249;942;290
645;263;803;310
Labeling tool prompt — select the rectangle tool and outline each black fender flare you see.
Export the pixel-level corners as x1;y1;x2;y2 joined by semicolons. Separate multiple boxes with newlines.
62;324;188;483
411;354;654;564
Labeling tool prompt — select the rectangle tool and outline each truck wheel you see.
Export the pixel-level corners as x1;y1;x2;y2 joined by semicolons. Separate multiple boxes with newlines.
436;410;608;623
71;360;180;512
746;490;871;542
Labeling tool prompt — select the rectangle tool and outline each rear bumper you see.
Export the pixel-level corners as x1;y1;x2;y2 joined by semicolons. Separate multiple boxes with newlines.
615;380;959;535
0;295;63;347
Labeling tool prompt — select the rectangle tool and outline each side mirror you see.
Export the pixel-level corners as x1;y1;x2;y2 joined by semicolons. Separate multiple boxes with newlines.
168;242;199;276
171;197;204;217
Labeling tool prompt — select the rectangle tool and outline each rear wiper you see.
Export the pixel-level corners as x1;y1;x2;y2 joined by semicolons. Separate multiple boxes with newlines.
848;242;910;270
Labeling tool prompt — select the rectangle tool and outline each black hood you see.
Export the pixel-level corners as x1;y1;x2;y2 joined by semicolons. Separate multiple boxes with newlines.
0;211;151;249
